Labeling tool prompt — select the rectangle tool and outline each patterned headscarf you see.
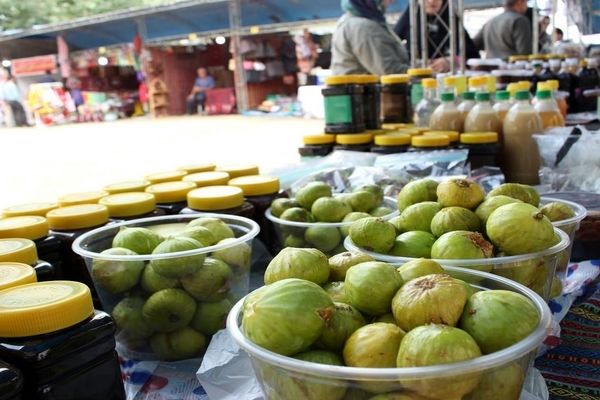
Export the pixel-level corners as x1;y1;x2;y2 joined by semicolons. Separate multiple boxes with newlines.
341;0;387;24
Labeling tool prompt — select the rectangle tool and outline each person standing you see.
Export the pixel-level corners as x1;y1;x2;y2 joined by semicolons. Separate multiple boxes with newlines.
186;67;215;115
0;69;29;127
331;0;409;75
473;0;532;59
394;0;480;73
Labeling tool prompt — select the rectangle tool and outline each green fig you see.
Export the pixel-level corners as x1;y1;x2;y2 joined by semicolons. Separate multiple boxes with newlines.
304;226;342;253
436;179;485;210
316;302;366;351
91;247;145;294
389;231;436;258
191;298;232;336
270;198;299;218
397;179;438;212
349;217;396;253
396;259;445;283
180;257;232;302
344;323;406;368
540;201;576;222
112;227;163;255
295;181;333;209
430;207;481;237
311;197;352;222
345;261;402;316
475;195;522;224
188;217;235;242
323;281;347;303
396;201;442;233
328;251;374;281
264;247;329;285
149;237;205;278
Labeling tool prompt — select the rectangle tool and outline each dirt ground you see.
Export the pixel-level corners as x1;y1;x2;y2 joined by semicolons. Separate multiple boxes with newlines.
0;115;322;209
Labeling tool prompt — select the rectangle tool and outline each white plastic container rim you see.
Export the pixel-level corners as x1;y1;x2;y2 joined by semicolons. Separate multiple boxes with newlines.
539;196;587;230
72;213;260;261
264;196;399;229
343;227;570;267
227;265;552;380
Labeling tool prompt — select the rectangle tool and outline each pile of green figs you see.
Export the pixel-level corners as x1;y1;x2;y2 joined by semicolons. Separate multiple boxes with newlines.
242;248;541;400
269;181;395;255
90;217;251;360
348;179;575;299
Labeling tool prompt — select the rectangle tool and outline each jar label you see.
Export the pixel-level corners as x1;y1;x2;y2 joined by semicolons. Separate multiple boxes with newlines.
324;95;353;124
411;83;424;107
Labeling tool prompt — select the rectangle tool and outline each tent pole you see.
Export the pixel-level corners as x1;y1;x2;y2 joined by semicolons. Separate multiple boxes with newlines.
532;0;539;55
449;0;456;74
410;0;418;67
419;0;428;67
228;0;248;113
458;0;465;74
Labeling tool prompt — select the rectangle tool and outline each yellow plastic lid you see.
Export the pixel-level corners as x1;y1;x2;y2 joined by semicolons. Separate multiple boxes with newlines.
411;135;450;147
176;163;216;174
144;170;187;184
145;181;196;203
398;128;424;137
217;164;260;179
0;262;37;291
325;75;361;85
0;216;49;240
509;55;529;62
422;78;437;89
407;68;433;77
444;76;457;86
183;171;230;187
374;133;411;146
380;74;409;84
468;76;487;87
355;74;379;84
0;239;37;265
0;281;94;337
58;191;108;207
229;175;280;196
424;130;460;143
99;192;156;217
460;132;499;144
382;123;414;130
303;134;336;145
1;202;59;218
537;82;550;92
103;180;151;194
187;186;244;211
546;80;559;90
517;81;531;90
336;133;373;145
46;204;109;231
367;129;387;136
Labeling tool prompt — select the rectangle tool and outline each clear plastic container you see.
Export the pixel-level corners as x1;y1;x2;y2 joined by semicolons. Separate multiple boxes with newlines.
72;213;259;361
413;78;439;127
227;266;552;399
345;227;570;300
429;93;464;132
534;90;565;129
501;91;544;185
457;91;476;119
265;196;398;256
493;90;512;122
464;92;502;136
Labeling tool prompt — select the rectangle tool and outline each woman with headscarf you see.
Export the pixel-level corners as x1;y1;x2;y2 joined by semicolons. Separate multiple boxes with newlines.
331;0;409;75
394;0;479;73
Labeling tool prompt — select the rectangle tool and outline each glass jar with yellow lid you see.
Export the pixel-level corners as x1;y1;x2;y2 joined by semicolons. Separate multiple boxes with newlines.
356;74;381;130
145;181;197;215
0;262;36;290
216;164;260;179
0;281;125;399
334;133;373;152
0;238;57;282
424;130;460;147
298;134;336;158
57;191;108;207
182;186;255;218
47;204;110;303
102;180;151;195
459;132;500;169
370;133;411;154
0;216;63;274
99;192;166;222
144;170;187;184
1;202;58;218
0;360;23;400
176;163;216;174
382;122;414;131
322;75;365;133
408;134;451;152
183;171;231;187
380;74;410;124
407;68;434;108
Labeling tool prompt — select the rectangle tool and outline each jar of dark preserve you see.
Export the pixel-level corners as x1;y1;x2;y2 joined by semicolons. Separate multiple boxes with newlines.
145;181;197;215
103;180;150;195
381;74;411;123
228;175;286;250
57;191;108;207
182;186;255;218
1;202;58;218
0;281;126;400
298;134;336;158
47;204;110;305
0;238;56;282
144;170;187;184
0;216;63;275
0;360;23;400
408;134;451;152
0;262;36;290
334;133;373;152
99;192;166;222
408;68;434;108
459;132;500;168
216;164;259;179
357;74;382;130
183;171;230;188
371;133;411;154
322;75;365;133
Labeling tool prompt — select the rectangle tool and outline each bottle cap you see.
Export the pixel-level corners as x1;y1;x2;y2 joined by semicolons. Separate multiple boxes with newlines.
145;181;196;203
495;91;510;101
216;164;260;179
187;186;244;211
475;92;490;102
335;133;373;145
183;171;230;187
229;175;280;196
176;163;216;174
0;216;49;240
0;262;37;291
441;92;455;102
144;171;187;184
103;181;151;194
1;202;58;218
302;134;336;145
460;132;499;144
98;192;156;217
58;191;108;207
380;74;409;84
0;238;37;265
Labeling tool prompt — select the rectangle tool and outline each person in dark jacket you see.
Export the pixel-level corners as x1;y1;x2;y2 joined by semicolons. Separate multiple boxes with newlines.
394;0;479;72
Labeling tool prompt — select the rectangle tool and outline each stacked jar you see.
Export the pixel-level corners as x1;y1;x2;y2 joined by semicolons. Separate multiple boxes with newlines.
459;132;501;168
356;74;382;130
380;74;410;124
298;134;336;158
146;181;197;215
99;192;166;222
182;186;255;218
0;238;56;282
334;133;373;152
408;134;451;152
370;133;411;154
322;75;365;133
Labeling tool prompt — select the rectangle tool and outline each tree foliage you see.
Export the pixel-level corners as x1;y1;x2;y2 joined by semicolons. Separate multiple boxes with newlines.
0;0;172;31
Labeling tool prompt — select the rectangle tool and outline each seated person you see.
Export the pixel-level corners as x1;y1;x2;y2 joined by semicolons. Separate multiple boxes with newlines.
186;67;215;114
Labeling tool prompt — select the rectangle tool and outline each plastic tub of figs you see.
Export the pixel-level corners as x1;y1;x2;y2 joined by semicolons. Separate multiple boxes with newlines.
265;182;399;256
227;265;552;400
72;213;259;361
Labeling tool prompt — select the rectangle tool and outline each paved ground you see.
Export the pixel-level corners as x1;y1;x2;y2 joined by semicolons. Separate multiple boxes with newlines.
0;115;322;209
